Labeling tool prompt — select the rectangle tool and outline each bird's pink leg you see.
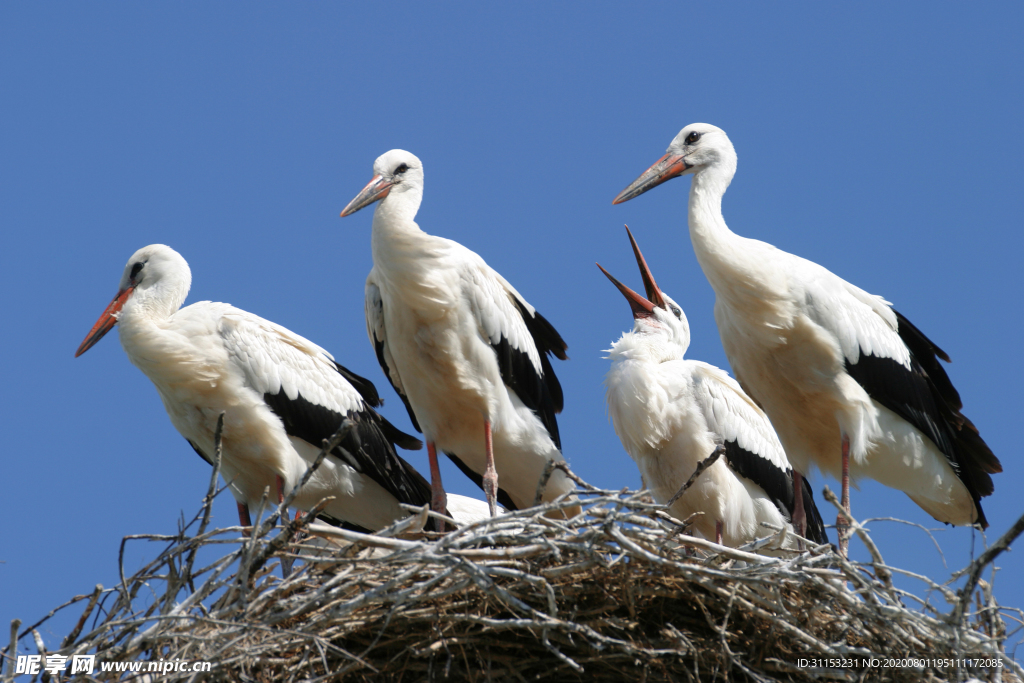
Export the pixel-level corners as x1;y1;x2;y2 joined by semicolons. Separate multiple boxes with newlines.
237;502;253;528
427;441;448;531
275;475;286;504
715;520;723;545
482;420;498;517
837;433;851;557
792;470;806;550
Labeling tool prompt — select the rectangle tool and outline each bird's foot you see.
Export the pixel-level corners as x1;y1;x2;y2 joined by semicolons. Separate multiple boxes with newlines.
482;420;498;517
483;473;498;518
836;513;850;558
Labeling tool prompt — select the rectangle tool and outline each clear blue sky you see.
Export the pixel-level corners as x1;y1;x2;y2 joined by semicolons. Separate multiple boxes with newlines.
2;3;1021;657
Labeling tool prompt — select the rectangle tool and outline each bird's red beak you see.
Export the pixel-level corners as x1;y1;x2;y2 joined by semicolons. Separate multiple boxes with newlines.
75;287;133;357
597;263;655;319
597;226;667;320
612;153;688;204
624;225;666;308
340;174;393;217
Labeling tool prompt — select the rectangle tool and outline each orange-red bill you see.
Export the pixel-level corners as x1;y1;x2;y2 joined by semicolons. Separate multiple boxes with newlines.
596;262;656;319
612;153;688;205
340;174;394;217
623;225;666;309
75;287;133;357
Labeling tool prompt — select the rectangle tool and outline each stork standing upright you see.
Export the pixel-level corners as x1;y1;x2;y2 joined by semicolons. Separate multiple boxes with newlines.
613;124;1000;553
76;244;435;532
601;227;827;550
339;150;577;520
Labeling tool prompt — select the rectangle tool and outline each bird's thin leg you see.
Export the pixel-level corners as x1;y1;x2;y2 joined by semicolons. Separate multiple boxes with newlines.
237;502;253;537
275;475;289;525
715;520;723;545
237;502;253;527
427;441;448;532
837;433;851;557
482;420;498;517
792;470;806;550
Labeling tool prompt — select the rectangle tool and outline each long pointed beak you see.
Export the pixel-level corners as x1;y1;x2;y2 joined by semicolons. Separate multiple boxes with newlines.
340;174;393;217
612;153;688;204
624;225;667;309
596;263;655;319
75;287;133;357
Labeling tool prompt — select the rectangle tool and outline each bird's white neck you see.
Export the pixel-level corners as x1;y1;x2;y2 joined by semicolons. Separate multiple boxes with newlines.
687;162;738;268
607;328;684;366
121;276;189;324
375;182;424;230
686;160;789;311
115;277;193;380
370;186;430;261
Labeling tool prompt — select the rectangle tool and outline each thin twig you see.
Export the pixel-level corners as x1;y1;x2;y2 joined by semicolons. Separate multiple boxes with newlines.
952;509;1024;626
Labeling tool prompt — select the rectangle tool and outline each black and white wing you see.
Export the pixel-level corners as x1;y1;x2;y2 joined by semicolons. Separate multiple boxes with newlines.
365;277;421;432
463;254;568;448
218;306;430;509
804;269;1000;527
691;362;827;544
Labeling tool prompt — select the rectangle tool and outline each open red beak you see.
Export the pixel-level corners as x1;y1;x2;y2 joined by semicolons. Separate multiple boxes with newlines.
75;287;133;357
597;263;655;319
624;225;666;308
597;226;666;320
612;153;688;205
340;174;394;217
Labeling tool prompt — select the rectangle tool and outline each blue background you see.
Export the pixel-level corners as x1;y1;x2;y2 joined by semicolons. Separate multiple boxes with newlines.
2;3;1021;661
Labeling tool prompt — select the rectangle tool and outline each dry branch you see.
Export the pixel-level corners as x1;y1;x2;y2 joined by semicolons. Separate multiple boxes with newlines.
3;426;1021;682
4;484;1022;683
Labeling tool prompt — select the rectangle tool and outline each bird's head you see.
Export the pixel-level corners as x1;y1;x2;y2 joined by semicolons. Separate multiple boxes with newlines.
613;123;736;204
598;226;691;361
340;149;424;218
75;244;191;357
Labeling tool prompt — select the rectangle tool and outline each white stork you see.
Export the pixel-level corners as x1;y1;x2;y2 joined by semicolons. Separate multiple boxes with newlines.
75;244;438;532
339;150;577;521
601;227;827;550
613;124;1001;552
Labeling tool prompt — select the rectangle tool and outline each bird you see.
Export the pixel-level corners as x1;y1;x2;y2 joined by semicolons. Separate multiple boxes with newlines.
75;244;435;533
612;123;1001;553
600;226;827;550
339;149;577;521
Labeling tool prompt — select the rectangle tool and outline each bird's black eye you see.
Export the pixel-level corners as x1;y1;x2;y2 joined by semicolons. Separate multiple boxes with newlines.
394;163;409;175
685;132;701;145
130;262;144;280
670;304;682;319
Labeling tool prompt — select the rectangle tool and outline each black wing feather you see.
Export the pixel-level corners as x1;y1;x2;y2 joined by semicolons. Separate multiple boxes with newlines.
332;360;381;407
845;309;1000;528
188;438;373;531
186;439;213;466
315;513;372;534
262;389;431;510
493;298;568;449
722;441;828;545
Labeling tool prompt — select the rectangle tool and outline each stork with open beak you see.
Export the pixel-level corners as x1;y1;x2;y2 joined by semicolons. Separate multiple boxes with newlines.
601;227;827;550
